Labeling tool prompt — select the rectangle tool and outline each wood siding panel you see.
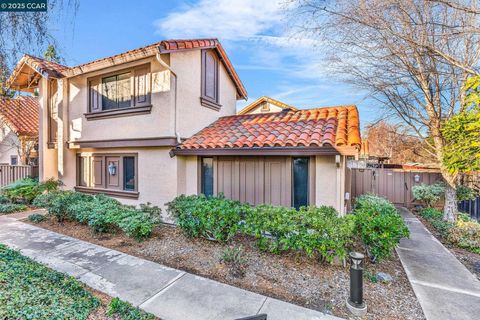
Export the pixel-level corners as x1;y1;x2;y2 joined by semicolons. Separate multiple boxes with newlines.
214;156;291;207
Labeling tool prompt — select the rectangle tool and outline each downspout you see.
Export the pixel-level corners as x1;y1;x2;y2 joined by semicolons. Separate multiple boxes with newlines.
155;53;180;144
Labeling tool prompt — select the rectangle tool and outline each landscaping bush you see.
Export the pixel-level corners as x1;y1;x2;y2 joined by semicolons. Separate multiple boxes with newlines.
0;203;28;214
107;297;155;320
456;185;478;201
419;207;454;238
28;213;47;223
354;194;410;262
0;194;9;204
2;177;60;204
244;205;355;262
419;207;480;253
166;194;248;241
36;191;161;241
412;183;445;207
448;220;480;254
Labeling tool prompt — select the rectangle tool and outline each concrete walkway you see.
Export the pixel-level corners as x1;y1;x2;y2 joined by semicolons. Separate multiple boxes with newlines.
396;207;480;320
0;213;340;320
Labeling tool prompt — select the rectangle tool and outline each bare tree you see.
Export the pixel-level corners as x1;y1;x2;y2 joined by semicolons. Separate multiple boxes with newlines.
0;0;78;95
364;120;435;164
289;0;480;220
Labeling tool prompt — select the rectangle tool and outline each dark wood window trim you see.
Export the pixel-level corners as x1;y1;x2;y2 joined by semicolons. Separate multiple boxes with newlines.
86;63;151;119
200;49;221;111
85;105;152;120
47;80;58;149
76;153;138;197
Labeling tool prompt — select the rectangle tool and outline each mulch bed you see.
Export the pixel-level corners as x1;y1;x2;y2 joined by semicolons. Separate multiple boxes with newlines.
28;217;425;320
412;209;480;280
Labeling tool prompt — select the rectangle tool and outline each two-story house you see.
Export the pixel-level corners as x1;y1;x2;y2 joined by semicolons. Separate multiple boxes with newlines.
8;38;361;215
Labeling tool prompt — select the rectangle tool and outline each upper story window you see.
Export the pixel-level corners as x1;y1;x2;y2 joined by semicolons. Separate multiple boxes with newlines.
200;49;221;111
87;64;151;119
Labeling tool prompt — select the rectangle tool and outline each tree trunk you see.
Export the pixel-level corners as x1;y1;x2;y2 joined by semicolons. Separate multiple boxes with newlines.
443;184;457;222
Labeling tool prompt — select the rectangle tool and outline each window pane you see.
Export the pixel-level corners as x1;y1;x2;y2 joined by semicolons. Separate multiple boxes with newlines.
117;72;131;108
102;75;117;110
293;157;309;209
124;157;135;191
201;157;214;197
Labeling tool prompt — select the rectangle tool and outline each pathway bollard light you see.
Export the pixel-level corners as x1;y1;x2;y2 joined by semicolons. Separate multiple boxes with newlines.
346;251;367;317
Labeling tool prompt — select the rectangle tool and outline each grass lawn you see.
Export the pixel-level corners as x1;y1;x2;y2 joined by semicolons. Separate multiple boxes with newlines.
0;244;155;320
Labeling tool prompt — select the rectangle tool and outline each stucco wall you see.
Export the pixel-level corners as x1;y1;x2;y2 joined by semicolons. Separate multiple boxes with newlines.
246;102;284;114
314;155;348;215
0;129;20;164
38;78;58;180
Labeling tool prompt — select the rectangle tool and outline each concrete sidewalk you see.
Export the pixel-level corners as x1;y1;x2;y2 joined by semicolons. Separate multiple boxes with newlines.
396;207;480;320
0;214;340;320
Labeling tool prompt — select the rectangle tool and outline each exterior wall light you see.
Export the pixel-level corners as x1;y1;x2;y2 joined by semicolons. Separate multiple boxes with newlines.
414;174;421;183
335;155;341;167
346;251;367;317
108;162;117;176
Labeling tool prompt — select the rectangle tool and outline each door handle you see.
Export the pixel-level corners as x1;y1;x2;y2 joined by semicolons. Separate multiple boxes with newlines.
404;182;408;190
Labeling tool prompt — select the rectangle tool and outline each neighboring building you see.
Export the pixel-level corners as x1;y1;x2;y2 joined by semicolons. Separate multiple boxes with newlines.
0;96;38;165
237;96;297;115
8;38;361;214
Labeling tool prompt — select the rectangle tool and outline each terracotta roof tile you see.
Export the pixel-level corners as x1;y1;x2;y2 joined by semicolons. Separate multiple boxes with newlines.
0;96;39;136
179;106;361;150
10;38;247;99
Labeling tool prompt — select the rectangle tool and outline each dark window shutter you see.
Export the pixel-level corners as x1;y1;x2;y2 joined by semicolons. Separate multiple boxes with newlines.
89;79;101;112
134;66;150;107
92;156;105;188
202;50;218;103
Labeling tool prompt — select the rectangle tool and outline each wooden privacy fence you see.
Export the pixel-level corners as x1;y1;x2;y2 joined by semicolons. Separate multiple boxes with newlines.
351;168;442;207
0;165;38;188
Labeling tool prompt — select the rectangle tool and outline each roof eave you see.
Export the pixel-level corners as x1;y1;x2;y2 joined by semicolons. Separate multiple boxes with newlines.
172;146;360;157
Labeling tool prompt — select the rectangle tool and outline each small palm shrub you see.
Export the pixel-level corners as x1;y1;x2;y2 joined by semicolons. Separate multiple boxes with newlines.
412;183;445;207
354;194;409;262
166;194;248;241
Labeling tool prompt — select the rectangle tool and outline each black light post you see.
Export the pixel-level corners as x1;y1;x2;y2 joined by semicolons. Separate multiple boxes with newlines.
346;252;367;316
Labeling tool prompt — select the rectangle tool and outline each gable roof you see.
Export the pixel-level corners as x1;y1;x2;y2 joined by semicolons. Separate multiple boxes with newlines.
0;96;39;137
176;105;361;154
237;96;297;115
8;55;69;92
8;38;247;99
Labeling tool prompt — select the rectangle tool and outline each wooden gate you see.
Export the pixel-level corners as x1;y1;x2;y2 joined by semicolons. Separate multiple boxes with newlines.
0;165;38;188
351;168;442;207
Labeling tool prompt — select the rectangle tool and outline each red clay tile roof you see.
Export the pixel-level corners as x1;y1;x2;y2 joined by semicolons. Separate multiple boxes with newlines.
10;38;247;99
0;96;39;137
179;106;361;150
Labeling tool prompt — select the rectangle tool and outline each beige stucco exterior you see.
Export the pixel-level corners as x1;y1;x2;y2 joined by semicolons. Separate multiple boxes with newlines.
31;46;351;215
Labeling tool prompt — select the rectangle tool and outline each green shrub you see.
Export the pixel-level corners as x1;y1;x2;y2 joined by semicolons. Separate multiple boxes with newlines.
412;183;445;207
37;191;160;241
1;178;60;204
244;205;355;262
221;245;247;277
107;297;155;320
0;203;28;214
0;194;9;204
354;194;410;262
456;185;478;201
166;194;247;242
448;220;480;254
28;213;47;223
419;208;454;238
